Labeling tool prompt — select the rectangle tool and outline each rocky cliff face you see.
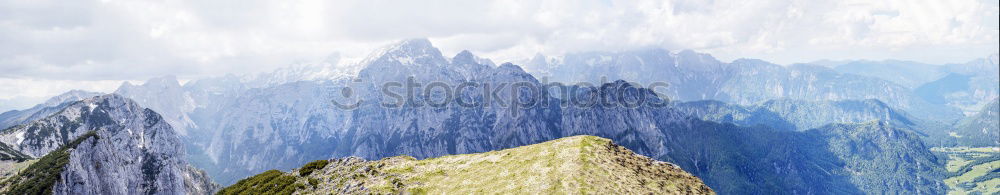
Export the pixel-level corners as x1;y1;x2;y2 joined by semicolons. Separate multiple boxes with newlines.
0;94;217;194
198;80;351;184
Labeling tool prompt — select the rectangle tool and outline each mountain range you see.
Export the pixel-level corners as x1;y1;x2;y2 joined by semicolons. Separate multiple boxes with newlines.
0;38;994;194
525;50;998;123
829;55;999;114
0;90;104;131
88;39;964;193
673;98;962;146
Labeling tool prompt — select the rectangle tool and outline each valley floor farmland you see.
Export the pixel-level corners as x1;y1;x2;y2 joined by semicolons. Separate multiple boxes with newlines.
932;147;1000;194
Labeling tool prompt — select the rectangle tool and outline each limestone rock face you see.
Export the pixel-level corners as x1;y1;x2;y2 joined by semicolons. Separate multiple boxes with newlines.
0;94;217;194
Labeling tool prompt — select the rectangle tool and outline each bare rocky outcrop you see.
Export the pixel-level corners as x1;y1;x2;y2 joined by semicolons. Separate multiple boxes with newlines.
0;94;217;194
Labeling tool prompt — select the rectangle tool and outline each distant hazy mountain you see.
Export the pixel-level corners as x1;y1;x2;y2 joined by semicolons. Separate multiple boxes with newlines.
218;135;715;194
525;49;730;103
525;50;966;123
915;67;999;115
0;90;102;130
676;99;916;131
831;60;943;88
674;99;958;146
103;60;359;186
240;53;356;89
196;79;352;185
0;94;217;194
818;54;999;115
115;76;198;137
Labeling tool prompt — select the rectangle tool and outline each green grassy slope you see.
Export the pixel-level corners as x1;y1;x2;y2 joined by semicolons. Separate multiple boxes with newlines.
933;147;1000;194
0;131;97;194
219;135;714;194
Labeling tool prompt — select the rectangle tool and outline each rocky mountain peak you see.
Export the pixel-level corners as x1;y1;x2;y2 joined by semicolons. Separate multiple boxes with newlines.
361;38;447;67
494;62;527;74
449;50;495;81
114;76;196;136
40;90;103;108
452;50;495;66
119;76;182;91
452;50;476;62
673;50;723;71
357;39;462;84
0;90;105;130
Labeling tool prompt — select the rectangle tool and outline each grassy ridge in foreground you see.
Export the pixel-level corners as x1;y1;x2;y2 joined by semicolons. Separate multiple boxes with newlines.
219;135;714;194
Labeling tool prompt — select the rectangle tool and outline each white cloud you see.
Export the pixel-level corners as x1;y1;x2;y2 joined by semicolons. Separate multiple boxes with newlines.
0;0;997;108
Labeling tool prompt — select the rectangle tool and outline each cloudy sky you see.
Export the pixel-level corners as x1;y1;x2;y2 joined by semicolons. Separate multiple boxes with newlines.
1;0;998;111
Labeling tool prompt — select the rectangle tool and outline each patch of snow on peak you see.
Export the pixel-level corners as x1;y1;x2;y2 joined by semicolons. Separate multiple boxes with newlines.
14;131;24;145
396;56;415;66
88;102;97;112
138;130;146;149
